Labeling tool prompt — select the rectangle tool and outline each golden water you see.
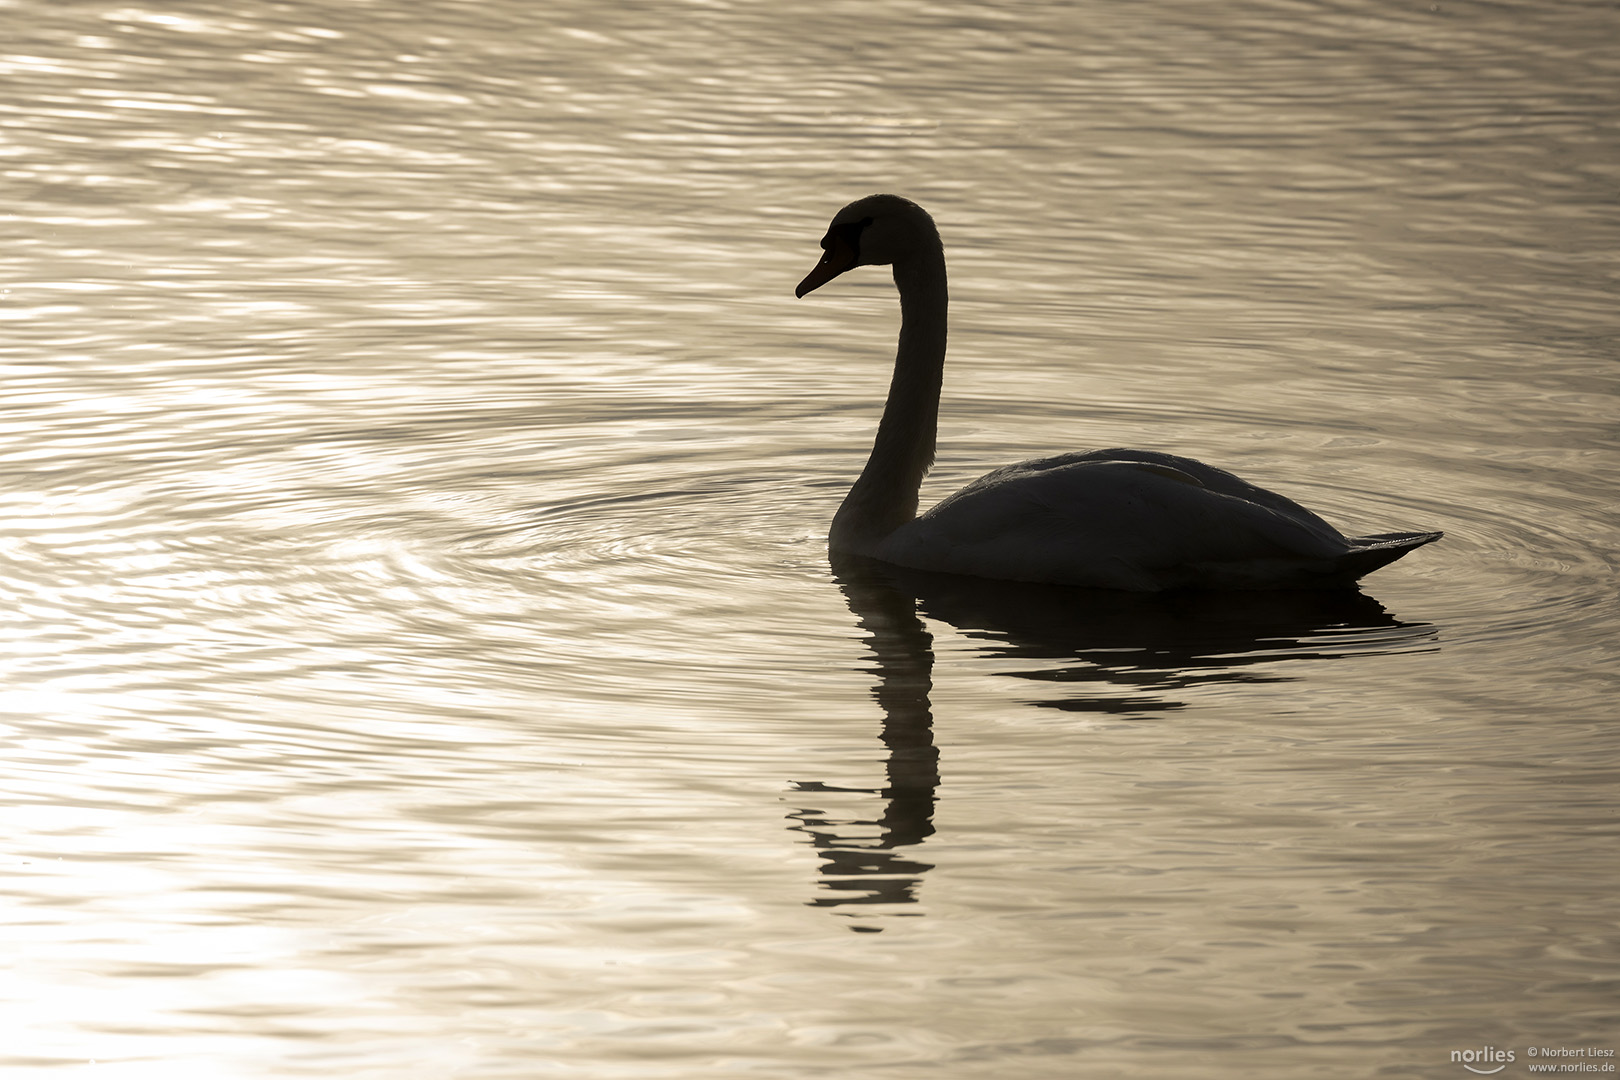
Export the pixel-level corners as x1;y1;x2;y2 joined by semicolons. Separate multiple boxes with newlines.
1;1;1615;1076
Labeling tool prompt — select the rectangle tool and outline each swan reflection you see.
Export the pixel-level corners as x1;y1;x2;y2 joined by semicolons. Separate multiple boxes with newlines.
792;557;1438;923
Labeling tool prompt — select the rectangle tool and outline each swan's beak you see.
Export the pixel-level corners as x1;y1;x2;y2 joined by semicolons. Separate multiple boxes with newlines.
795;231;859;298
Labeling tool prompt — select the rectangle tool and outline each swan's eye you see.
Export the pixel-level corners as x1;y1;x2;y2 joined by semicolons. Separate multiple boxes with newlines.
823;216;873;249
824;218;872;254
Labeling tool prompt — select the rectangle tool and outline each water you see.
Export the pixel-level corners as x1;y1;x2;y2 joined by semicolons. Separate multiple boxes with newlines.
1;0;1615;1076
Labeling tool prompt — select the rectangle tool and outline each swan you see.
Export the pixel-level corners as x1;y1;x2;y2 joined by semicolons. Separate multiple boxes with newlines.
795;194;1441;591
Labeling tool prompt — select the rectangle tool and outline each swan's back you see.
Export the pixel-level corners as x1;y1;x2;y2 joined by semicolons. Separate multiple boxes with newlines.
876;450;1440;590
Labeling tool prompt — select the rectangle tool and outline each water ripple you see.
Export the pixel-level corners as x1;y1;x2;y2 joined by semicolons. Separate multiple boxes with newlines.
1;0;1616;1075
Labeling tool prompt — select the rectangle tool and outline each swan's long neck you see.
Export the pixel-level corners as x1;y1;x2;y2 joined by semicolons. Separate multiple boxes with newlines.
831;241;948;553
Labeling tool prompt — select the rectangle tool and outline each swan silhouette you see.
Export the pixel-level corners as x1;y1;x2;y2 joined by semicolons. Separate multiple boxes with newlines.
796;194;1440;591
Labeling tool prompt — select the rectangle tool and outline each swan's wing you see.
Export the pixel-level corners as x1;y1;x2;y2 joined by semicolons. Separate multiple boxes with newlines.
986;449;1340;526
884;453;1354;589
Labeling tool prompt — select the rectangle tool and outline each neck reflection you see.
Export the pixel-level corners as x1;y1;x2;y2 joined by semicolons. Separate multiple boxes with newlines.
789;568;939;922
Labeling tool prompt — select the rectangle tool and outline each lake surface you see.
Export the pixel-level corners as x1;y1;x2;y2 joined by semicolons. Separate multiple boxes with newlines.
1;0;1616;1076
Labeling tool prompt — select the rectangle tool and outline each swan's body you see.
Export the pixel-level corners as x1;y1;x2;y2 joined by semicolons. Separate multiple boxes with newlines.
796;194;1440;591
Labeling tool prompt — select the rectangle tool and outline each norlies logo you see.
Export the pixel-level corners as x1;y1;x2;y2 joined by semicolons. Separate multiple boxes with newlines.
1453;1046;1516;1074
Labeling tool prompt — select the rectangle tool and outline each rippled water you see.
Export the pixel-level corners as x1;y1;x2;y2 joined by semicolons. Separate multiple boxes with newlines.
2;0;1616;1076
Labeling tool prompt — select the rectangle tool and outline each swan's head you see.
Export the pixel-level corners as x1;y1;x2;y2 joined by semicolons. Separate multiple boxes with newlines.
795;194;939;298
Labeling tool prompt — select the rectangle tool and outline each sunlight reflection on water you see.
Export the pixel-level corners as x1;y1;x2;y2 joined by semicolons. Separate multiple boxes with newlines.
0;0;1616;1076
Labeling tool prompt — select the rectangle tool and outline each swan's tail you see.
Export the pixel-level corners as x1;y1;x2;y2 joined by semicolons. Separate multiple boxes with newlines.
1335;530;1444;580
